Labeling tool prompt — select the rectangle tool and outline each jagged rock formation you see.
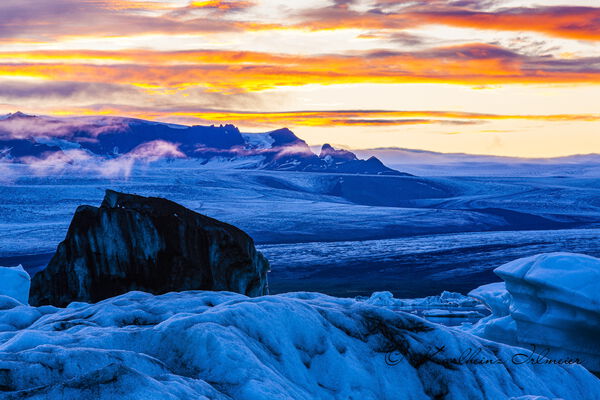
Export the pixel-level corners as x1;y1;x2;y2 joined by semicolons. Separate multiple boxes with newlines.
317;143;403;175
319;143;357;161
29;190;269;307
257;132;409;175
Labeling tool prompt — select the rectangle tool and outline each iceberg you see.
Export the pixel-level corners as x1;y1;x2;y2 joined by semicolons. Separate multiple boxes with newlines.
1;290;598;399
360;291;487;326
362;290;481;309
0;265;30;305
466;252;600;373
469;282;511;317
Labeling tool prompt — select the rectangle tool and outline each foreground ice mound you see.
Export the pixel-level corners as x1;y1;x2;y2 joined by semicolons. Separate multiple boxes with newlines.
467;252;600;373
0;265;30;304
1;291;598;399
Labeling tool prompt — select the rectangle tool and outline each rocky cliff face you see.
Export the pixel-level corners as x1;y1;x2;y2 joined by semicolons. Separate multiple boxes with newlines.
29;190;269;306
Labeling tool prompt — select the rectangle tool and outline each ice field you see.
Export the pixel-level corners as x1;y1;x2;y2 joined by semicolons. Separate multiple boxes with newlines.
2;160;600;298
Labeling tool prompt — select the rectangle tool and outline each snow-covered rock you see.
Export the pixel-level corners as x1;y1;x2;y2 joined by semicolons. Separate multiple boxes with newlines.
0;265;30;304
1;290;598;399
466;253;600;373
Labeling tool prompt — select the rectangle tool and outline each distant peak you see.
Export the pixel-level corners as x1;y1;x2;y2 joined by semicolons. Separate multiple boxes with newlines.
269;127;293;134
267;127;307;148
319;143;358;161
2;111;36;120
365;156;385;166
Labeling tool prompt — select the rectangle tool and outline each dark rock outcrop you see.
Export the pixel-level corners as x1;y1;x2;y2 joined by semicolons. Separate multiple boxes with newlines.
319;143;358;161
30;190;270;307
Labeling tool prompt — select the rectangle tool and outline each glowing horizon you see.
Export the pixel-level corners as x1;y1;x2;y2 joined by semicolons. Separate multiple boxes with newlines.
1;0;599;157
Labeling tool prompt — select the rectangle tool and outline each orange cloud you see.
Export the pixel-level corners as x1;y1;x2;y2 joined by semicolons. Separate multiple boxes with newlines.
413;7;600;41
0;44;598;93
40;107;600;128
189;1;255;10
0;1;598;43
167;109;600;127
101;1;173;11
296;5;600;41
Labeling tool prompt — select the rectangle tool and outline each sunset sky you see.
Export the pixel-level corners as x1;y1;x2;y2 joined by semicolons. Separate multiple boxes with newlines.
1;0;599;157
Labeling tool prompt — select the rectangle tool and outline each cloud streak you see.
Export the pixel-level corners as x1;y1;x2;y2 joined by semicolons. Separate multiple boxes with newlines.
0;1;597;42
0;0;276;41
0;44;598;95
14;108;600;129
188;1;255;11
0;80;137;101
412;6;600;41
166;109;600;127
296;3;600;41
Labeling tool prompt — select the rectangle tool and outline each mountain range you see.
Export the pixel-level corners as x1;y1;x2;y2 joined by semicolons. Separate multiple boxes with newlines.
0;112;406;176
353;147;600;177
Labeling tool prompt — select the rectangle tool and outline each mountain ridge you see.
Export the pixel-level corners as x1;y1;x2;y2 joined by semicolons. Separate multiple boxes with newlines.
0;112;408;176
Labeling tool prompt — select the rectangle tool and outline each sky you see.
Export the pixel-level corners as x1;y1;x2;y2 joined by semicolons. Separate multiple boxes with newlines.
0;0;599;157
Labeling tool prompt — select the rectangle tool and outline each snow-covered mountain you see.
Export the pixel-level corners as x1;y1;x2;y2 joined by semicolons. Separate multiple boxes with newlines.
354;147;600;177
0;112;406;175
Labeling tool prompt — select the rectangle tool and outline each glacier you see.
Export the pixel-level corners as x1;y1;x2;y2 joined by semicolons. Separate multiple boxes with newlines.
465;253;600;374
1;290;598;399
4;162;600;298
0;265;30;305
